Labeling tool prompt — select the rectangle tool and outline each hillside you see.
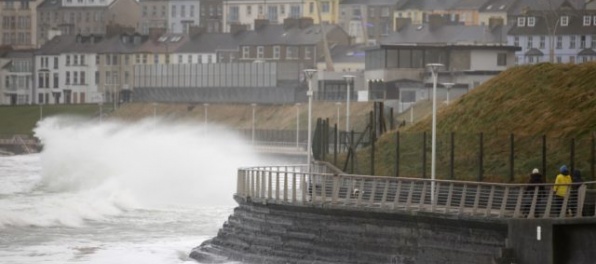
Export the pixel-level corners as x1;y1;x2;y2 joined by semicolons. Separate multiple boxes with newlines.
343;63;596;182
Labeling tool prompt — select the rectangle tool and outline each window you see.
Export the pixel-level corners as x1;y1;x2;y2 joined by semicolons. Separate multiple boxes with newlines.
592;35;596;48
580;35;586;48
517;17;525;27
105;54;110;65
143;6;147;17
584;16;591;26
229;6;239;22
106;71;111;84
286;46;298;59
556;56;562;63
66;71;70;84
570;36;576;49
172;5;176;17
53;57;58;69
556;36;562;49
527;17;535;27
135;54;140;64
514;36;519;47
268;6;278;21
178;54;183;63
73;71;78;84
181;5;185;17
290;5;300;18
540;36;545;49
53;73;58;88
309;2;314;14
74;54;78;65
352;7;361;17
560;16;569;26
273;46;280;59
527;36;533;48
66;55;70;65
280;5;285;14
321;2;330;13
256;46;264;58
258;5;263;15
304;46;312;59
80;55;85;65
190;5;194;17
125;55;129;65
246;5;251;15
497;53;507;66
96;55;100;65
80;71;85;84
154;54;159;64
242;46;250;58
95;71;99;84
187;55;192;63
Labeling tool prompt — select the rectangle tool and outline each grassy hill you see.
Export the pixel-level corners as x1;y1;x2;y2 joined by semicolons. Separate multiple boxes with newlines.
339;62;596;182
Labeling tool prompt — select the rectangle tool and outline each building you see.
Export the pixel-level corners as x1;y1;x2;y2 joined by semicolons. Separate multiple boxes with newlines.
222;0;304;32
0;50;34;105
174;31;244;64
478;0;518;26
0;0;41;49
302;0;341;24
508;10;596;64
34;34;103;105
237;18;350;68
199;0;223;33
36;0;140;46
139;0;169;34
365;17;518;109
394;0;490;27
339;0;400;45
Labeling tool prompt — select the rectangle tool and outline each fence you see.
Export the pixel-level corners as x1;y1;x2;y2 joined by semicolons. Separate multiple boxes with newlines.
236;164;596;220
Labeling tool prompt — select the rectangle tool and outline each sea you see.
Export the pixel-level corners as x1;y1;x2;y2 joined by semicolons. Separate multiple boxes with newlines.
0;116;295;264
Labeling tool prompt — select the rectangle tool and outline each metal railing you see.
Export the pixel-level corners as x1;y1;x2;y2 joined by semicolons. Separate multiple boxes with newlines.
236;164;596;220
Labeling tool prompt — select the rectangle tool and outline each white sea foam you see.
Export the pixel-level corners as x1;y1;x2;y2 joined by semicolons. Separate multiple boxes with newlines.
0;116;261;229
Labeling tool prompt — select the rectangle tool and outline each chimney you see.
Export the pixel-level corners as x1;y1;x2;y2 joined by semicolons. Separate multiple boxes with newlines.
298;17;314;29
230;23;248;35
394;17;411;31
283;17;299;30
488;17;504;31
428;14;444;31
254;19;269;30
149;27;166;41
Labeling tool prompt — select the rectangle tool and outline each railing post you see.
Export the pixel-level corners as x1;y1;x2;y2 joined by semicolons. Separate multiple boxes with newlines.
392;180;402;210
395;131;400;177
445;182;454;214
458;184;467;215
368;179;378;207
543;187;554;218
381;179;389;208
356;179;365;206
513;186;524;218
560;187;570;218
472;185;481;215
268;168;272;200
528;187;539;219
499;186;509;218
576;184;586;218
419;181;427;210
406;181;414;211
485;185;495;217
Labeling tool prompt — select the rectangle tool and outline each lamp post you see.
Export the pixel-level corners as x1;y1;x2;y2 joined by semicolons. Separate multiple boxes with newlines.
251;103;256;145
303;69;317;173
203;103;209;125
296;103;301;148
343;75;355;133
443;82;455;105
335;102;341;147
426;63;444;203
152;102;157;119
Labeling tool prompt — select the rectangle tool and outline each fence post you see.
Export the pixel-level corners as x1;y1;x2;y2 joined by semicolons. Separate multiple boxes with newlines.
542;135;547;181
334;123;338;165
479;132;484;182
450;132;454;180
510;133;514;182
422;131;427;178
570;137;575;174
395;131;400;177
370;111;375;176
390;107;394;130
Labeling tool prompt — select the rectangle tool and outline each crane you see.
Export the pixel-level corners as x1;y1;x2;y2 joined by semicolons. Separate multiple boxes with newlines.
314;0;334;71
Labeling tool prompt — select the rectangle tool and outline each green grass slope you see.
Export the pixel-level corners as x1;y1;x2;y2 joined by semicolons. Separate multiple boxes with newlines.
345;63;596;182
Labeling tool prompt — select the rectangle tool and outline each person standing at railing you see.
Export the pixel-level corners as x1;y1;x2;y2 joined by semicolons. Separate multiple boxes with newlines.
570;169;584;216
522;168;545;217
553;165;572;216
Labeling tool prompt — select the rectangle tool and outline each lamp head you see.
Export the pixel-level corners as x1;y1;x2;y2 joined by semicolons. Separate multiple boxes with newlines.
426;63;444;72
343;74;355;82
303;69;317;80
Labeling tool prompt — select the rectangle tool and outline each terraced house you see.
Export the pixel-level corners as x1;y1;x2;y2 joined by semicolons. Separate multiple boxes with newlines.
0;0;40;49
222;0;304;32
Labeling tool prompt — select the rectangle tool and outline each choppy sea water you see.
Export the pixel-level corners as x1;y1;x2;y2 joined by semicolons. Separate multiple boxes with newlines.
0;117;287;264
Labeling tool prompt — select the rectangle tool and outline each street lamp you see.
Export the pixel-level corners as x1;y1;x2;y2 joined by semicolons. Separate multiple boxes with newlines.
251;103;256;145
426;63;444;203
303;69;317;173
335;102;341;147
342;75;355;133
442;82;455;105
295;103;301;148
203;103;209;125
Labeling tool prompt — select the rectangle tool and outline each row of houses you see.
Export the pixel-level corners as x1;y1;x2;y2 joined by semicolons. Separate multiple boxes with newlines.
4;0;596;49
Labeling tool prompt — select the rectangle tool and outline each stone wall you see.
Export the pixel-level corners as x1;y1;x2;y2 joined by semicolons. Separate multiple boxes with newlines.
191;195;509;264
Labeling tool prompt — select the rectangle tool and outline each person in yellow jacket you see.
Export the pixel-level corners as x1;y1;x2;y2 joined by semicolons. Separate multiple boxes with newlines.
553;165;572;216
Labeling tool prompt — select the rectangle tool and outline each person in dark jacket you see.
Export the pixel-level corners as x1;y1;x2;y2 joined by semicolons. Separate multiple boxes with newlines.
570;169;584;216
523;168;545;217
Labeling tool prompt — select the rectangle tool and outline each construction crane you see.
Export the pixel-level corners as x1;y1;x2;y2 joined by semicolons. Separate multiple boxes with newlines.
314;0;334;71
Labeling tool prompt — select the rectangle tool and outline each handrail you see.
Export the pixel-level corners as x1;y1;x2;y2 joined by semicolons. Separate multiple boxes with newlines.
236;164;596;220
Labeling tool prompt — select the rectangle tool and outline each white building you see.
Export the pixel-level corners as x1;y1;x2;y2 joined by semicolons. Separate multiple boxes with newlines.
0;51;35;105
222;0;303;32
35;35;101;105
169;0;201;33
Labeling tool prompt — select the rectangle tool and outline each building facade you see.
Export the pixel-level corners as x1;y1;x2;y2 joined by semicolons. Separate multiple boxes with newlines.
0;50;34;105
339;0;398;45
222;0;304;32
0;0;41;49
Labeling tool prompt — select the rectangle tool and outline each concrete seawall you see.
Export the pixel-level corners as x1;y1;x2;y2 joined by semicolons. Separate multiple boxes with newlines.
191;195;509;264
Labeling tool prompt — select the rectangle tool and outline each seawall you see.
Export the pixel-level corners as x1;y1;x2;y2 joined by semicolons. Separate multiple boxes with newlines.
191;195;509;264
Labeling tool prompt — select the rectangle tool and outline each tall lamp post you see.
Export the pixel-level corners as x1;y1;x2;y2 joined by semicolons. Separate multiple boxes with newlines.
427;63;444;203
443;82;455;105
303;69;317;173
251;103;256;145
342;75;355;133
295;103;301;148
204;103;209;125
